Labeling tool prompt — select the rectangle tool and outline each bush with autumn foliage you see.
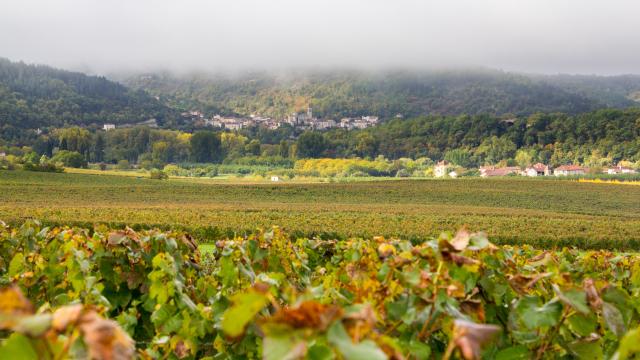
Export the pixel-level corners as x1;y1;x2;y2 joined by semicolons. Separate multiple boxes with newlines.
1;220;640;359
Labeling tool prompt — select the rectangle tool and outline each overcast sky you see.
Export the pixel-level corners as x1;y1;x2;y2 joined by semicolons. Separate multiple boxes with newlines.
1;0;639;75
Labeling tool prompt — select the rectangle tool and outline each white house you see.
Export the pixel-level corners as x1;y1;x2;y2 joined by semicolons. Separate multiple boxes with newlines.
606;164;637;174
103;124;116;131
0;152;6;158
554;165;586;176
524;163;552;177
434;160;450;178
270;176;281;182
448;171;459;178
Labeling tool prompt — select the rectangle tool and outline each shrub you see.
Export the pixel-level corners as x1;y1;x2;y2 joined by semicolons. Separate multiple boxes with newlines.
149;169;168;180
116;159;130;170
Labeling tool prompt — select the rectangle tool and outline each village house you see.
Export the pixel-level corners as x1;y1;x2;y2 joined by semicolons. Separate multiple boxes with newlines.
270;176;281;182
103;124;115;131
480;166;520;178
554;165;586;176
606;164;637;174
523;163;552;177
434;160;450;178
0;152;6;158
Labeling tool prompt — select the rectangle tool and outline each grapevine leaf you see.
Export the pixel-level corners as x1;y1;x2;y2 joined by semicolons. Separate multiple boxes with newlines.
613;327;640;360
603;302;626;338
327;321;386;360
307;344;334;360
567;338;604;360
221;289;268;337
514;296;562;329
553;285;590;314
0;333;39;359
8;253;24;277
494;345;530;360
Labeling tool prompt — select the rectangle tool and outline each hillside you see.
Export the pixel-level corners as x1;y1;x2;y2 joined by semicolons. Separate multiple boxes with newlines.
123;69;640;119
0;58;178;130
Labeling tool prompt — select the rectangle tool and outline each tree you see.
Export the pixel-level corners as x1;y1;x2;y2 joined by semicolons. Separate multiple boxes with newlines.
514;149;536;168
152;141;171;164
92;133;106;162
51;150;87;168
245;140;261;156
190;131;221;163
444;148;473;168
278;140;290;158
297;132;326;158
475;136;517;165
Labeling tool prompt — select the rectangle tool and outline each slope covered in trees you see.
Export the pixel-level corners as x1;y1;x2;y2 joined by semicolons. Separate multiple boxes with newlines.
0;58;178;130
123;69;640;119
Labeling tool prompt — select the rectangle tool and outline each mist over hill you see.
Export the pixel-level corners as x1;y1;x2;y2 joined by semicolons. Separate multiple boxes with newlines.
122;69;640;120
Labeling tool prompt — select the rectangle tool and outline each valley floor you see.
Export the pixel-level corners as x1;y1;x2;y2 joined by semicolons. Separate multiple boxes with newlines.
1;170;639;249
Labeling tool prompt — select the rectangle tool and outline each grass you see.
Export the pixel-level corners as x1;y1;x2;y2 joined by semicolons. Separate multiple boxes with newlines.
1;170;639;249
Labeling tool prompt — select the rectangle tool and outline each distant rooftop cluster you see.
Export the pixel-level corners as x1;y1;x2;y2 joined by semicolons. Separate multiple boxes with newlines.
179;107;379;131
434;161;637;178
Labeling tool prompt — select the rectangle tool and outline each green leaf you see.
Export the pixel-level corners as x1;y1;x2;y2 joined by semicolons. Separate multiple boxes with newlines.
0;333;39;359
494;345;530;360
514;296;563;329
567;339;603;360
603;302;626;338
263;333;306;360
553;285;590;315
221;290;268;337
567;313;597;337
614;327;640;360
14;314;52;337
408;340;431;360
327;321;386;360
8;253;24;277
307;344;334;360
220;256;239;287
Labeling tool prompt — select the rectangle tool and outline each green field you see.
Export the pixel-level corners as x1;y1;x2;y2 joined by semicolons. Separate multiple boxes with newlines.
1;170;639;248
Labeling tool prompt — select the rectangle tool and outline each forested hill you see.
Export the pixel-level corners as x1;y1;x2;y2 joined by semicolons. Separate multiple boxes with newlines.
123;69;640;119
0;58;178;130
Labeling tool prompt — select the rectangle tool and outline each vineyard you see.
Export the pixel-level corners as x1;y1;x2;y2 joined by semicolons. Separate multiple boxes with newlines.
1;171;640;249
1;221;640;359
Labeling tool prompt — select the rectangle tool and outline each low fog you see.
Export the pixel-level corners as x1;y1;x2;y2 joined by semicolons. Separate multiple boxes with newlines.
1;0;639;75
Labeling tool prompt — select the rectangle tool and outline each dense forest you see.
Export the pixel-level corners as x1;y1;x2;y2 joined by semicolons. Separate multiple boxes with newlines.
0;58;178;131
2;108;639;173
123;69;640;119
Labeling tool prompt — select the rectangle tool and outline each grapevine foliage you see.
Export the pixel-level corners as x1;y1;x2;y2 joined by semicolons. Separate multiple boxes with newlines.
1;220;640;359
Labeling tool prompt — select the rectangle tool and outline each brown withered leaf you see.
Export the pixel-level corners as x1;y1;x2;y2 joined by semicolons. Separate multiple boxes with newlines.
583;278;603;310
442;252;480;266
0;286;34;328
52;304;84;332
508;273;552;294
80;312;135;360
452;319;501;360
460;300;486;323
181;234;198;251
269;301;342;331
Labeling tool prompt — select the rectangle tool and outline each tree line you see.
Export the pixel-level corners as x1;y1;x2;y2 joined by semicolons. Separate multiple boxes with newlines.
1;108;639;170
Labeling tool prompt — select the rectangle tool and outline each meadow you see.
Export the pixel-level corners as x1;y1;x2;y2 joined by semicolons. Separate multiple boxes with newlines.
1;170;639;249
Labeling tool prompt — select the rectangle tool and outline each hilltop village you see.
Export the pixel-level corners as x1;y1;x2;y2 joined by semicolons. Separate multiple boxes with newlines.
179;107;379;131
